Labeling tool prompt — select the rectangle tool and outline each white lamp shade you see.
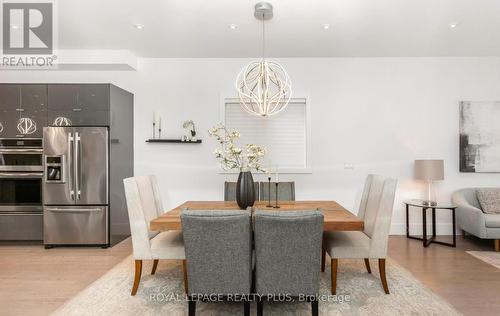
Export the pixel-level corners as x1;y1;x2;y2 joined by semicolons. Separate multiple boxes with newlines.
414;160;444;181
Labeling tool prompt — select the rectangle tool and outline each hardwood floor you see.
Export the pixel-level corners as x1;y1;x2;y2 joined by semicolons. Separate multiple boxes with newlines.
0;237;131;316
1;235;499;316
388;235;500;316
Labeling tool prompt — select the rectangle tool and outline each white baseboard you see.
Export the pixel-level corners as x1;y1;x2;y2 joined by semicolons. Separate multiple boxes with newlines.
390;222;459;236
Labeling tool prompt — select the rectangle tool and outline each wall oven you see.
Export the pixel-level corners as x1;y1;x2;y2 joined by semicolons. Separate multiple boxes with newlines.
0;138;43;240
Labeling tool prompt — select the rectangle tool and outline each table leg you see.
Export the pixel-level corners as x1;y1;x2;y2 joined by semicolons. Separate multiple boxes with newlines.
432;208;436;239
452;208;456;247
422;208;427;247
406;204;410;238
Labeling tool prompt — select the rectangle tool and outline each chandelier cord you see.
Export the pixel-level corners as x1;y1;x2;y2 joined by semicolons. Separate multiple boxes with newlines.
262;13;265;59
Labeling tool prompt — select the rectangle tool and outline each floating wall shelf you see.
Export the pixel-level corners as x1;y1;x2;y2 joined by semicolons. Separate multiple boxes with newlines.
145;139;202;144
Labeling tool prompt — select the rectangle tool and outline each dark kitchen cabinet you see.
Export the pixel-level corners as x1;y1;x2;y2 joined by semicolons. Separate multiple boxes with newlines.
0;85;19;109
47;84;109;126
0;84;46;109
0;85;47;138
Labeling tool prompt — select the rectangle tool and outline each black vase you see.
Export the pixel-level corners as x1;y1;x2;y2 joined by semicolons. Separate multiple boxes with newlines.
236;171;256;209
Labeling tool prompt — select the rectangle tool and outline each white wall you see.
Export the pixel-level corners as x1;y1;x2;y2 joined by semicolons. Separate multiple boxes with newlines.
2;57;500;235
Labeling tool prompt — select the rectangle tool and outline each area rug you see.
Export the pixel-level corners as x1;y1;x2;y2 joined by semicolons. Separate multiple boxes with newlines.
467;251;500;270
51;256;460;316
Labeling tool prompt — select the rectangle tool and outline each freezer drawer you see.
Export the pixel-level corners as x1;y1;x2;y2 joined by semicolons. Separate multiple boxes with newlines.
43;205;108;245
0;212;43;240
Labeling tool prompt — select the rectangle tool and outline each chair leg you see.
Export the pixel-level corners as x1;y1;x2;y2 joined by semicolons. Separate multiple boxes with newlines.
182;259;189;294
131;260;142;296
378;259;389;294
257;298;263;316
188;299;196;316
311;299;319;316
321;249;326;272
331;258;338;295
495;239;500;252
151;259;159;275
244;301;250;316
364;258;371;274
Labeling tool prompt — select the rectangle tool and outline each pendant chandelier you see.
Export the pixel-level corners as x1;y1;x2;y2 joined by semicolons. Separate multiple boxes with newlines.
235;2;292;117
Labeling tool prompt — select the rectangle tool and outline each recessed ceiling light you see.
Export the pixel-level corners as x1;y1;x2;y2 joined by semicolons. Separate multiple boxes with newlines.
449;23;458;29
133;24;145;30
10;24;19;30
322;23;331;30
229;24;239;30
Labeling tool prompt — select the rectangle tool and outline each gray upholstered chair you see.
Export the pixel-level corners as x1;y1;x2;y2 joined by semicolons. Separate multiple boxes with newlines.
181;209;252;316
452;188;500;252
123;176;186;296
224;181;260;201
259;181;295;201
322;175;397;294
254;210;324;316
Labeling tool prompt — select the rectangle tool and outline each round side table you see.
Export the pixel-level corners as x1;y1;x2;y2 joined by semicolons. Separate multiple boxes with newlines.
404;199;457;248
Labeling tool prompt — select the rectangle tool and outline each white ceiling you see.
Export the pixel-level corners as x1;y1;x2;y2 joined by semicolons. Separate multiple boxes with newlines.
56;0;500;57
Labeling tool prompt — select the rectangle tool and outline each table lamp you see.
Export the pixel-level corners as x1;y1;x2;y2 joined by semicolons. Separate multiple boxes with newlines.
414;160;444;206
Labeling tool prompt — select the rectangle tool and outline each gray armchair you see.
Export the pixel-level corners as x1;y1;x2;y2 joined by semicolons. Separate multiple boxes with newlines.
452;188;500;251
181;210;252;316
254;210;323;316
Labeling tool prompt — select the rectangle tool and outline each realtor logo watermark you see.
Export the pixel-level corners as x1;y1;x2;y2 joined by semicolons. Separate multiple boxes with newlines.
1;0;57;68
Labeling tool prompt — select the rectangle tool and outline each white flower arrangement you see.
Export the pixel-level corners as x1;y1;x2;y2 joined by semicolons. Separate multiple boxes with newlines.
208;123;267;173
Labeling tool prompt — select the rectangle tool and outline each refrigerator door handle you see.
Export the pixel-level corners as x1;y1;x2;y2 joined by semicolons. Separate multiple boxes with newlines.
45;208;102;213
75;132;82;201
68;132;75;200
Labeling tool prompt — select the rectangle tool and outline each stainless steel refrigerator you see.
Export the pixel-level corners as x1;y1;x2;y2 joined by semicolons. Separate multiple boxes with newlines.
43;126;109;247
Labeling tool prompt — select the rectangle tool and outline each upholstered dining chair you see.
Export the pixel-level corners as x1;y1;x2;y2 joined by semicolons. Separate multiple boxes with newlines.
254;210;324;316
224;181;260;201
181;209;253;316
259;181;296;201
123;176;186;296
322;175;397;295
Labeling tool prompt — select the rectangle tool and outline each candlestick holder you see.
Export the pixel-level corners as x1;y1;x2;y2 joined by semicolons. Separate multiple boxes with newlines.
273;182;280;209
158;127;162;139
266;177;272;207
152;122;156;139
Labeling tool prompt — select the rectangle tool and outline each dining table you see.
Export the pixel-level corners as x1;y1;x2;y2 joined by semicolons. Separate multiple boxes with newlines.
150;200;364;232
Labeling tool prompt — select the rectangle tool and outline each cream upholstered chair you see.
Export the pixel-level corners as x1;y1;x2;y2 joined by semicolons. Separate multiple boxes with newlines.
322;175;397;294
123;176;186;296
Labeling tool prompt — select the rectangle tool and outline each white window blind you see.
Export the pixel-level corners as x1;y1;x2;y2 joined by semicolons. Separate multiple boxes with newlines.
223;98;310;171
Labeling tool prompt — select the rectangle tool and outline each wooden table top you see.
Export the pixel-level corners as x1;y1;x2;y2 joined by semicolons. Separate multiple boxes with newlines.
150;200;364;232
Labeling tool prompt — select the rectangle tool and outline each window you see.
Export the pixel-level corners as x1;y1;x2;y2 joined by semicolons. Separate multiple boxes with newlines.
222;97;311;173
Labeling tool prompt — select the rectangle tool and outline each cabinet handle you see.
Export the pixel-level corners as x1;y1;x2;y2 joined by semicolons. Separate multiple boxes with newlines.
72;108;82;112
16;108;25;112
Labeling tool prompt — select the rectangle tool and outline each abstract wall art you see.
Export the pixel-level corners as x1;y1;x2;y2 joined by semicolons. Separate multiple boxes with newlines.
460;101;500;173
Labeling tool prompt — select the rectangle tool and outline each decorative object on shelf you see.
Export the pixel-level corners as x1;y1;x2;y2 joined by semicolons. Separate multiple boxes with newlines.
0;122;3;134
152;112;156;139
414;160;444;206
182;120;197;141
235;2;292;117
209;123;267;209
460;101;500;172
17;117;37;135
53;116;72;126
158;116;162;139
